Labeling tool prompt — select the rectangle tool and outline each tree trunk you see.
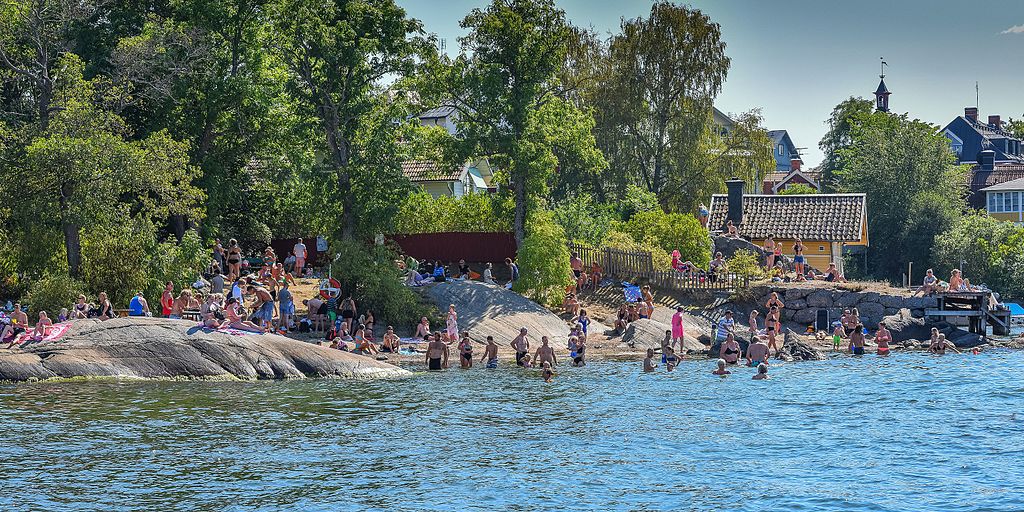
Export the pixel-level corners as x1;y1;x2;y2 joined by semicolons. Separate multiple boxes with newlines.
338;170;355;240
63;221;81;277
513;173;527;246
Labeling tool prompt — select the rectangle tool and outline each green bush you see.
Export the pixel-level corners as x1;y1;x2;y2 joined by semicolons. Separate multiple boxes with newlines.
514;210;573;306
81;222;152;307
552;194;616;246
24;272;85;316
329;240;432;328
617;210;711;268
728;249;767;281
391;191;512;234
619;184;660;220
145;230;209;303
602;230;671;270
777;183;818;195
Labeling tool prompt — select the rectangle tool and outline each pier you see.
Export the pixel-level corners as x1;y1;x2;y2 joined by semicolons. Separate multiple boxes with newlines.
925;291;1011;336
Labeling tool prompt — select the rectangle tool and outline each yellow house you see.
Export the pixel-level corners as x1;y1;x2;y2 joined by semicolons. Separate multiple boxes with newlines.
401;159;495;198
980;178;1024;223
707;181;869;273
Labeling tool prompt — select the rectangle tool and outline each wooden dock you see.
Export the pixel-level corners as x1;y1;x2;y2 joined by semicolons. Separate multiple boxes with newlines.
925;291;1011;336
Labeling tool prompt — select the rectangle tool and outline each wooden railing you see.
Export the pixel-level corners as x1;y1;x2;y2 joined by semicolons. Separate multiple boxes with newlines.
569;242;749;292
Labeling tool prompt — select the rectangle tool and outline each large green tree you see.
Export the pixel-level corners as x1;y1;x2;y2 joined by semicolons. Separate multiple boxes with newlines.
837;111;969;281
272;0;425;240
818;97;874;192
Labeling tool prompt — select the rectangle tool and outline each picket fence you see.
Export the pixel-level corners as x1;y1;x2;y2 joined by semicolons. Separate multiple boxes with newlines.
568;243;749;292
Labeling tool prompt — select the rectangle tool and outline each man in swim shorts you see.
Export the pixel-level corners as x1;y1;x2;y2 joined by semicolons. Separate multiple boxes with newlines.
511;327;530;367
849;324;866;355
480;336;499;368
425;333;448;370
746;336;770;367
534;335;557;368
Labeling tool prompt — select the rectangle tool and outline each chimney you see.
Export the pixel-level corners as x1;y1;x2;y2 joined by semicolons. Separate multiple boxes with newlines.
979;150;995;171
965;107;979;123
725;178;744;228
790;158;802;172
988;115;1002;129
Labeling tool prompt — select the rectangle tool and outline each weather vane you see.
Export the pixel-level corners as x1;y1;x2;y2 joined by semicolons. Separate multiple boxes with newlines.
880;57;887;79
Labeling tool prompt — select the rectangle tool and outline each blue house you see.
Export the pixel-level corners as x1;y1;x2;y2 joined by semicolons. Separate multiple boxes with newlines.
767;130;802;172
940;107;1024;208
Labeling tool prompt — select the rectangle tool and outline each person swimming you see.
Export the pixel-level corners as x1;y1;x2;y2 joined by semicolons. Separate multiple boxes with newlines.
643;348;657;373
746;336;769;367
712;359;731;376
541;361;554;382
719;333;741;365
752;363;769;380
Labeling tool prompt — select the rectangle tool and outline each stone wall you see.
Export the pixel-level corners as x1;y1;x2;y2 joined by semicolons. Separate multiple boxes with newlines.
750;285;938;329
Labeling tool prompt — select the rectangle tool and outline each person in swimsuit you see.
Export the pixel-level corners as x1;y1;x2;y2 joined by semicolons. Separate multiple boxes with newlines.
541;361;554;382
446;304;459;340
340;296;357;335
480;336;499;368
875;322;892;355
572;336;586;367
792;238;806;276
712;359;731;376
226;239;242;280
765;306;781;356
832;324;844;351
458;332;474;369
32;311;53;340
425;332;448;370
929;333;960;354
73;295;91;319
663;345;679;371
223;297;263;333
511;327;530;367
246;285;275;331
570;253;583;280
748;309;760;336
643;348;657;372
719;333;741;364
414;317;431;339
519;353;533;368
764;234;777;268
381;326;399;353
161;282;175;318
850;324;866;355
534;335;557;368
746;336;769;367
352;324;377;355
752;363;769;380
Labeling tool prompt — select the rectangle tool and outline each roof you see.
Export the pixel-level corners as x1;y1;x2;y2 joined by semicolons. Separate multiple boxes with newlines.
767;130;787;144
943;116;1024;165
979;176;1024;192
401;160;463;182
875;78;890;95
967;165;1024;207
707;193;867;242
417;104;456;119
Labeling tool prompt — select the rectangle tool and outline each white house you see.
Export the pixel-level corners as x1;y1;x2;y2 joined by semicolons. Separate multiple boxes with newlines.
416;104;458;135
401;159;496;198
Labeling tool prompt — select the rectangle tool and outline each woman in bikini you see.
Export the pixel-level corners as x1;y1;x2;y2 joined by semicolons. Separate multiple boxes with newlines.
458;333;473;369
719;333;742;365
96;292;113;321
875;322;892;355
793;238;806;276
226;239;242;280
765;306;781;355
353;324;377;355
223;297;263;333
764;235;777;268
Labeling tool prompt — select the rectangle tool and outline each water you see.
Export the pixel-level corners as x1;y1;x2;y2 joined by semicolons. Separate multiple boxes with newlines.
2;351;1023;512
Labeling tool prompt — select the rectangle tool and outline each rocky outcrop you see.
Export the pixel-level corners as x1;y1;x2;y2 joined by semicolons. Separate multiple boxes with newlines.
881;309;985;348
622;318;706;353
0;317;409;382
749;285;939;329
423;280;571;346
777;329;826;361
712;235;785;265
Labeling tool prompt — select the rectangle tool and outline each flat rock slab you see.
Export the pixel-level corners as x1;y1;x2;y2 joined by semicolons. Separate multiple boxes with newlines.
0;317;408;382
622;318;707;352
424;280;571;346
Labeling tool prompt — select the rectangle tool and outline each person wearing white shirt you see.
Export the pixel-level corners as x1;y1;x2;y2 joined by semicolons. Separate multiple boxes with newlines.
293;238;308;276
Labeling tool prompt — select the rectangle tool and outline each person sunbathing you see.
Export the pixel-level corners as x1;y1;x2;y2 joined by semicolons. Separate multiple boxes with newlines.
223;298;263;333
32;311;53;340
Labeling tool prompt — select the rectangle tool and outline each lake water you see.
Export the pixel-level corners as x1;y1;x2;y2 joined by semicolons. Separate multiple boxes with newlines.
2;351;1023;512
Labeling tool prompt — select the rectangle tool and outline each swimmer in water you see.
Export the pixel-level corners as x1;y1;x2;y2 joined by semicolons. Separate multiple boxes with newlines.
752;363;769;380
746;336;770;367
480;335;499;368
663;345;679;371
643;348;657;372
875;322;892;356
712;358;731;376
541;361;554;382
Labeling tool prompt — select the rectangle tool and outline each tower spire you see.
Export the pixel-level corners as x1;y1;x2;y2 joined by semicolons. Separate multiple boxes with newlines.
874;57;891;113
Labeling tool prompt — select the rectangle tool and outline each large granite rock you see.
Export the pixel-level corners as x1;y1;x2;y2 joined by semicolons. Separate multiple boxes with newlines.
778;329;826;361
712;235;777;263
622;318;706;353
0;317;408;382
424;280;572;346
881;308;985;348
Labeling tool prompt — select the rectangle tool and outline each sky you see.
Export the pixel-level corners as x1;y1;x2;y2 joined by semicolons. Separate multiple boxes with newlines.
397;0;1024;166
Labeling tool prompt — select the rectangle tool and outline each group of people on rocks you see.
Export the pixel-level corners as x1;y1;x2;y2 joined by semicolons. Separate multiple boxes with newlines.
400;256;519;290
761;235;847;283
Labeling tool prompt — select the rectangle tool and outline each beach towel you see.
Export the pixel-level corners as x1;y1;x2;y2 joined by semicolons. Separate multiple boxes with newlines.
11;322;71;345
624;285;642;303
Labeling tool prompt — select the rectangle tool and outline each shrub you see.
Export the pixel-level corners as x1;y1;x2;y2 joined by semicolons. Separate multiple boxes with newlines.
617;210;711;268
329;240;432;328
552;194;615;246
602;230;671;270
24;272;85;316
391;191;512;234
619;184;660;220
777;183;818;195
514;210;573;306
81;222;152;307
728;249;767;281
145;230;209;303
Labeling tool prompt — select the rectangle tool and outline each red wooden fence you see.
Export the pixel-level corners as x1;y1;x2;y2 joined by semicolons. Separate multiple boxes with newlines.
387;232;517;263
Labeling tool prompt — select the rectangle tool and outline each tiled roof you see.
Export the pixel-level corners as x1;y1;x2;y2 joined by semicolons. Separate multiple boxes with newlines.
980;177;1024;192
401;160;463;182
764;171;789;183
968;166;1024;208
418;105;456;119
707;194;867;242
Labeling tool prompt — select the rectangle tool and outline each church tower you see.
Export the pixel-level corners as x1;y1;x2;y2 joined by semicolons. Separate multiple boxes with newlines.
874;58;891;113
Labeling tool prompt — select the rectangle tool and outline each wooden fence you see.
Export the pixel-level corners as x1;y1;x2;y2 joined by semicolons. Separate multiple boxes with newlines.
569;243;749;292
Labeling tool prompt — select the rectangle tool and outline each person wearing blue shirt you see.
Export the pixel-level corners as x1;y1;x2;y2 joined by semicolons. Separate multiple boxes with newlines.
128;292;150;316
505;257;519;290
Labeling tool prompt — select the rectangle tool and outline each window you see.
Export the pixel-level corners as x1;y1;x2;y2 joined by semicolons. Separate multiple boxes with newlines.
1004;192;1012;212
1015;192;1021;212
778;144;784;156
989;193;997;212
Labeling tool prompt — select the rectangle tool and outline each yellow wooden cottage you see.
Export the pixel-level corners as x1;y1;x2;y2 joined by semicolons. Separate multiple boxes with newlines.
707;179;869;273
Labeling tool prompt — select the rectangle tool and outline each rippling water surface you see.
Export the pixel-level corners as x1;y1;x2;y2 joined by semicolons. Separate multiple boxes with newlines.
2;351;1023;511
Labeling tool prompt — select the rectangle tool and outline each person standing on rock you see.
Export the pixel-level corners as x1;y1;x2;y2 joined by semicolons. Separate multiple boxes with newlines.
534;336;557;368
764;235;777;269
748;309;760;336
425;332;449;370
669;307;686;350
719;333;741;365
247;285;275;332
716;310;736;346
480;336;499;368
446;305;459;341
765;292;784;318
161;282;175;318
793;239;806;276
511;327;530;367
212;238;225;271
505;258;519;290
765;306;781;356
570;253;583;280
293;238;307;277
746;336;770;367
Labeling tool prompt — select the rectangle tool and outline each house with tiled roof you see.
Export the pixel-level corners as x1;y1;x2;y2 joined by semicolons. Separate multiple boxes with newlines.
416;104;459;135
401;159;495;198
708;179;868;273
941;107;1024;208
980;176;1024;224
766;130;803;173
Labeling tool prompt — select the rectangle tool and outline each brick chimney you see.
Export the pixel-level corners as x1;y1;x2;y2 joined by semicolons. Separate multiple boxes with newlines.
790;158;802;172
725;178;744;228
965;107;979;122
988;115;1002;129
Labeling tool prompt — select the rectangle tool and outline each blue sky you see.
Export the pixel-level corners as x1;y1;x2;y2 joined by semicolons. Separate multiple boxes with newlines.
397;0;1024;166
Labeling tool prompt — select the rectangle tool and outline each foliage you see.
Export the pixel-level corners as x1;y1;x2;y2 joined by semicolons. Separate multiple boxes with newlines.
391;191;512;234
80;222;153;307
329;240;432;328
818;97;875;192
145;231;209;303
552;194;616;246
513;211;573;306
727;249;767;281
617;210;711;268
836;111;968;282
932;212;1024;297
601;230;671;271
777;184;819;195
24;272;85;316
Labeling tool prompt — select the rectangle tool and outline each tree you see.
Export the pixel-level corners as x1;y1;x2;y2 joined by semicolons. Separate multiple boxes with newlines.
836;111;968;281
1005;117;1024;140
818;97;874;191
933;212;1024;298
777;183;818;195
272;0;425;240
